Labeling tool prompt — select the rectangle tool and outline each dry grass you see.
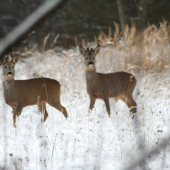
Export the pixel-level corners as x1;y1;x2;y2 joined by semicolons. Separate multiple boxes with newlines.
97;21;170;73
22;21;170;74
43;33;51;51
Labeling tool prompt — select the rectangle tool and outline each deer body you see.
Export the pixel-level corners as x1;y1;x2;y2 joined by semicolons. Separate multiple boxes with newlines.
4;78;62;107
80;45;137;117
2;55;67;127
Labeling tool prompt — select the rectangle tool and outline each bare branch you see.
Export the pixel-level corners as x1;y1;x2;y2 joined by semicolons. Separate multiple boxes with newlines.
123;135;170;170
0;0;67;58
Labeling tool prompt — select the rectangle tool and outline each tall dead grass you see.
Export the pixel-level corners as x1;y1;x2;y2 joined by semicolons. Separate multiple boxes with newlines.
97;21;170;73
22;21;170;74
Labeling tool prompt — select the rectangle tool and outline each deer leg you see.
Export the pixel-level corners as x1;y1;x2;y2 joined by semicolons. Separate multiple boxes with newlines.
61;105;68;119
38;104;49;122
128;98;137;114
127;99;137;119
49;102;68;119
126;79;137;117
17;104;23;116
13;110;17;128
121;95;137;118
89;96;96;112
13;105;23;128
103;97;111;117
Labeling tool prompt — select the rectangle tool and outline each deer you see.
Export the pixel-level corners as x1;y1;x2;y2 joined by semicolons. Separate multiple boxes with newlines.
1;54;68;127
79;45;137;118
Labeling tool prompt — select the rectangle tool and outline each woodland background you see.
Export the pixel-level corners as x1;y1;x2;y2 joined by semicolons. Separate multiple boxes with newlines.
0;0;169;50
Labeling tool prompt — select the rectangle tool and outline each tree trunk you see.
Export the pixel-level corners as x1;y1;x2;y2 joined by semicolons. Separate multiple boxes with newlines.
116;0;126;34
137;0;147;30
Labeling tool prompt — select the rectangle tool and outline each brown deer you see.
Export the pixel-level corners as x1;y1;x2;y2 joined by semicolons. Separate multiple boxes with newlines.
2;54;68;127
79;45;137;118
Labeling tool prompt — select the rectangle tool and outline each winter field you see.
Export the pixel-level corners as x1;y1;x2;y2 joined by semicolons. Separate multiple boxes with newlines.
1;23;170;170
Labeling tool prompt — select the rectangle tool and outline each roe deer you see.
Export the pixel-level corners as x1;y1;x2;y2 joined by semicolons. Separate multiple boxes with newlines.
79;45;137;118
2;54;68;127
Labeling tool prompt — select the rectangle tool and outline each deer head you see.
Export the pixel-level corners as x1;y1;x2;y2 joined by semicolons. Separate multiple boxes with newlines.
2;54;19;79
79;45;100;71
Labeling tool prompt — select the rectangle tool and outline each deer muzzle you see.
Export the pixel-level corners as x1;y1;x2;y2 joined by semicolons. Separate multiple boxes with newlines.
88;62;94;67
7;71;13;76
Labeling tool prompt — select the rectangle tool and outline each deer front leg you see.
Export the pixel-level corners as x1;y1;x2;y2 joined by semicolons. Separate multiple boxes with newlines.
13;110;17;128
103;97;111;117
89;95;96;112
13;104;23;128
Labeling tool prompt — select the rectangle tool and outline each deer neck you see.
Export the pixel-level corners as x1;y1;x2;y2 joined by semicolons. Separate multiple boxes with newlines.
86;68;97;93
3;77;15;90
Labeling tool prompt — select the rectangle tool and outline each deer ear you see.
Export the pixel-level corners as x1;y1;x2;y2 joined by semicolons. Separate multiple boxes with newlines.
1;55;9;64
94;45;100;55
13;56;19;64
0;58;3;65
79;46;86;56
0;57;5;65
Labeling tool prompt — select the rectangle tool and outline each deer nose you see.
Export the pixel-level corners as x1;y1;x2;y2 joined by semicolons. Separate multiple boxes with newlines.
7;71;13;76
88;62;94;66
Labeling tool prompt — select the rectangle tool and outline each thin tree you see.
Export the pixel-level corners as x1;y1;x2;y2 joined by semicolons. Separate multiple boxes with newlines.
136;0;147;30
116;0;126;34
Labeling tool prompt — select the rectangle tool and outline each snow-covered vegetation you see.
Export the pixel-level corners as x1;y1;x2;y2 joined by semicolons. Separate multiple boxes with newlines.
1;22;170;170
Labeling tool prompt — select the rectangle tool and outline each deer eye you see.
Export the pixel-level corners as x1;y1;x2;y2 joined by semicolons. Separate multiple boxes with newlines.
12;66;14;68
86;57;88;60
93;57;95;59
5;66;7;69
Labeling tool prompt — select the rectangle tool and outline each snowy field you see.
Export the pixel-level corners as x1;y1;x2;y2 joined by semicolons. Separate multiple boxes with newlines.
0;45;170;170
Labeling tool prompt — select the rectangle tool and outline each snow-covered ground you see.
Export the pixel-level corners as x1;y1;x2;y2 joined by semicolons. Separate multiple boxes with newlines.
0;47;170;170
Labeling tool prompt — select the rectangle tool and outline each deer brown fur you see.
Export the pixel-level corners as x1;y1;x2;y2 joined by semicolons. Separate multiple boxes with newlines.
79;45;137;117
2;54;68;127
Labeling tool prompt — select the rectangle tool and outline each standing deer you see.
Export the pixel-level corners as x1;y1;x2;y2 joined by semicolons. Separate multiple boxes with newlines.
79;45;137;117
2;54;68;127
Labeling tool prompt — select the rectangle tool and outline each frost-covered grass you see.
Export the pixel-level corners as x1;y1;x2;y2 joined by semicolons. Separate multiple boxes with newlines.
1;22;170;170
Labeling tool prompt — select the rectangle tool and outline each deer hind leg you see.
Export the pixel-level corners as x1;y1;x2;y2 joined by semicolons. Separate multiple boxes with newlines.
120;95;137;118
49;101;68;119
61;105;68;119
38;104;49;122
128;96;137;114
103;97;111;117
121;76;137;118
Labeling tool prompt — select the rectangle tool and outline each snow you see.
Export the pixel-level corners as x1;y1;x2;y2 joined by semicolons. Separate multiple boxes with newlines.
0;47;170;170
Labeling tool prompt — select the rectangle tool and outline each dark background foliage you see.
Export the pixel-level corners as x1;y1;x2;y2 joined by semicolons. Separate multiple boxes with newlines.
0;0;169;49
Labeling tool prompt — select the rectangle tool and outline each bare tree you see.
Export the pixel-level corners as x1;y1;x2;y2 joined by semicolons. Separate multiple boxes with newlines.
0;0;67;59
116;0;147;32
137;0;147;30
116;0;126;34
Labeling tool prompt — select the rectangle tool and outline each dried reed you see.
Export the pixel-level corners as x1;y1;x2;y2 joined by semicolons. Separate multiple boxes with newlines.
97;21;170;72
